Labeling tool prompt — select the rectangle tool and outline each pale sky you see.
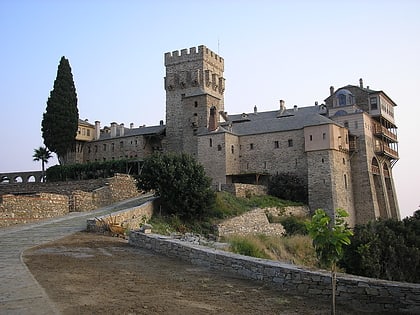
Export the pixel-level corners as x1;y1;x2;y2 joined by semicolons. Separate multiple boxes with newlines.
1;0;419;218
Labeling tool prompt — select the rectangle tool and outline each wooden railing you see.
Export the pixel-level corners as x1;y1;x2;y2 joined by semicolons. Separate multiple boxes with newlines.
373;123;397;142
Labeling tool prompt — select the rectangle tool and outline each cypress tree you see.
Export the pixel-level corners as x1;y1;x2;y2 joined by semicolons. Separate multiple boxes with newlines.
42;56;79;165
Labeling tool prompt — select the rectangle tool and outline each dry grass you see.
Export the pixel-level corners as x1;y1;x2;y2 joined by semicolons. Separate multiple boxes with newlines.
225;234;318;268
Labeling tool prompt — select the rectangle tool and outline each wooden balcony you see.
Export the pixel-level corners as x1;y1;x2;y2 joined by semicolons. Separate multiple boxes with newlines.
373;123;398;142
375;143;399;160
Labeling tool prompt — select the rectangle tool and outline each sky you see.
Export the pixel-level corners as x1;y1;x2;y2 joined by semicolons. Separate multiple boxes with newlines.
1;0;419;218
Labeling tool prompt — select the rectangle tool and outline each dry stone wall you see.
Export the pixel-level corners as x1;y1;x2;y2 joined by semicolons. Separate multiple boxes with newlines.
86;197;157;232
129;232;420;314
0;193;68;227
0;174;140;227
216;208;284;237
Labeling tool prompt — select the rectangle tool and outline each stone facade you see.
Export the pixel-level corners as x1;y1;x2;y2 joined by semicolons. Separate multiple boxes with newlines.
64;45;400;226
129;232;420;314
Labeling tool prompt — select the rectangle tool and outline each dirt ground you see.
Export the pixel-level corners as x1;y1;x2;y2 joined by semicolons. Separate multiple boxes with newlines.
23;232;365;315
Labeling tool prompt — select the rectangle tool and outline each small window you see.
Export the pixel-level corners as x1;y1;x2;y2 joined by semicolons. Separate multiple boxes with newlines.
370;97;378;110
120;141;124;148
288;139;293;147
344;121;349;128
321;158;324;163
264;161;267;169
274;141;279;149
209;138;213;147
194;101;198;108
111;143;115;152
310;135;313;141
343;158;346;165
231;145;234;154
250;143;254;150
344;174;348;189
87;129;90;136
322;133;326;140
217;144;222;151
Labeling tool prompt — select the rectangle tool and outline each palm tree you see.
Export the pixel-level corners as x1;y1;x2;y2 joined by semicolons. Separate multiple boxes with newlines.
33;146;52;182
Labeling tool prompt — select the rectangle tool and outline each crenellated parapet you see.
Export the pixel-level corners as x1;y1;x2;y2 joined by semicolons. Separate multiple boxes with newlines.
164;45;225;94
164;45;224;69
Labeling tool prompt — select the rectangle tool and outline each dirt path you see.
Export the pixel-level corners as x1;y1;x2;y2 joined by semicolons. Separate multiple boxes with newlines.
23;232;362;315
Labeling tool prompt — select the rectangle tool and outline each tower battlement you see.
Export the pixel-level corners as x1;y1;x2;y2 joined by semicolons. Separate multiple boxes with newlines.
165;45;224;68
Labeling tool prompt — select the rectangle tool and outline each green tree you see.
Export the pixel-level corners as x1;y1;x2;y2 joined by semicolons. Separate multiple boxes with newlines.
306;209;353;315
42;56;79;165
138;153;215;220
340;210;420;283
32;146;52;182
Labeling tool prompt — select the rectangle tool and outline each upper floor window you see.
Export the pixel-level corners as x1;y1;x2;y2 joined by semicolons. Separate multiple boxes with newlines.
288;139;293;147
250;143;254;150
231;145;234;154
370;97;378;110
274;141;279;149
322;133;326;140
209;138;213;147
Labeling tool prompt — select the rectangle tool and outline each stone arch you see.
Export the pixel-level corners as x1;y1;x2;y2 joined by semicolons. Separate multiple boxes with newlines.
13;176;23;183
383;162;398;218
1;176;10;183
372;157;387;218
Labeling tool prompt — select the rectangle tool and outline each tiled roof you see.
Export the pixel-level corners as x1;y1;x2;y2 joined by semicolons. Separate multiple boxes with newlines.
218;106;337;136
98;124;165;140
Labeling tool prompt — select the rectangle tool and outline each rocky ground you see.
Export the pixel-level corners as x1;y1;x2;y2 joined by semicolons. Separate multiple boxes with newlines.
23;232;373;315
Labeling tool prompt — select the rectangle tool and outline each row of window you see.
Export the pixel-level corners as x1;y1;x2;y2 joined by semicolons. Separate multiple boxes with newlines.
209;139;294;151
78;127;91;136
87;139;140;153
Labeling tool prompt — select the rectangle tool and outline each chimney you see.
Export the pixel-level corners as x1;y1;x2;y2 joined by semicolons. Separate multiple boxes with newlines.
94;121;101;140
208;106;217;132
254;105;257;114
294;105;298;111
160;120;164;126
119;123;124;137
278;99;286;116
110;122;117;138
359;78;363;88
130;123;134;129
315;101;319;106
330;86;334;95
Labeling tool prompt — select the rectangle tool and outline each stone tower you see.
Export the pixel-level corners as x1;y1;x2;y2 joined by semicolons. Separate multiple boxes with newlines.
164;45;225;156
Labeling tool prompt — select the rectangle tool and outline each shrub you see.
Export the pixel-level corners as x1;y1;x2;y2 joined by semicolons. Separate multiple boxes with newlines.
267;173;308;203
279;216;308;236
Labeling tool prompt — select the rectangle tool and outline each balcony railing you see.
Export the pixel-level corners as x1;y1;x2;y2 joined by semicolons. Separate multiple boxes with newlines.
373;123;397;142
375;143;399;160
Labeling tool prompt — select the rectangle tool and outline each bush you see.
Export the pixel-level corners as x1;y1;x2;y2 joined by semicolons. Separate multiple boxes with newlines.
267;173;308;203
138;153;215;221
340;210;420;283
279;216;308;236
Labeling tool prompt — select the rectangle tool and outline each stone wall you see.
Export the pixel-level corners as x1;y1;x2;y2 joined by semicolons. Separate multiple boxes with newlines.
0;174;141;227
129;231;420;314
0;193;68;227
216;208;284;237
219;183;267;198
86;197;158;232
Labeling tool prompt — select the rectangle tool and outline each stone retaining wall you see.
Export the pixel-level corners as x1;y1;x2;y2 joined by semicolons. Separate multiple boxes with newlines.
86;197;158;232
129;231;420;314
219;183;267;198
0;174;141;227
216;208;285;237
0;193;68;227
